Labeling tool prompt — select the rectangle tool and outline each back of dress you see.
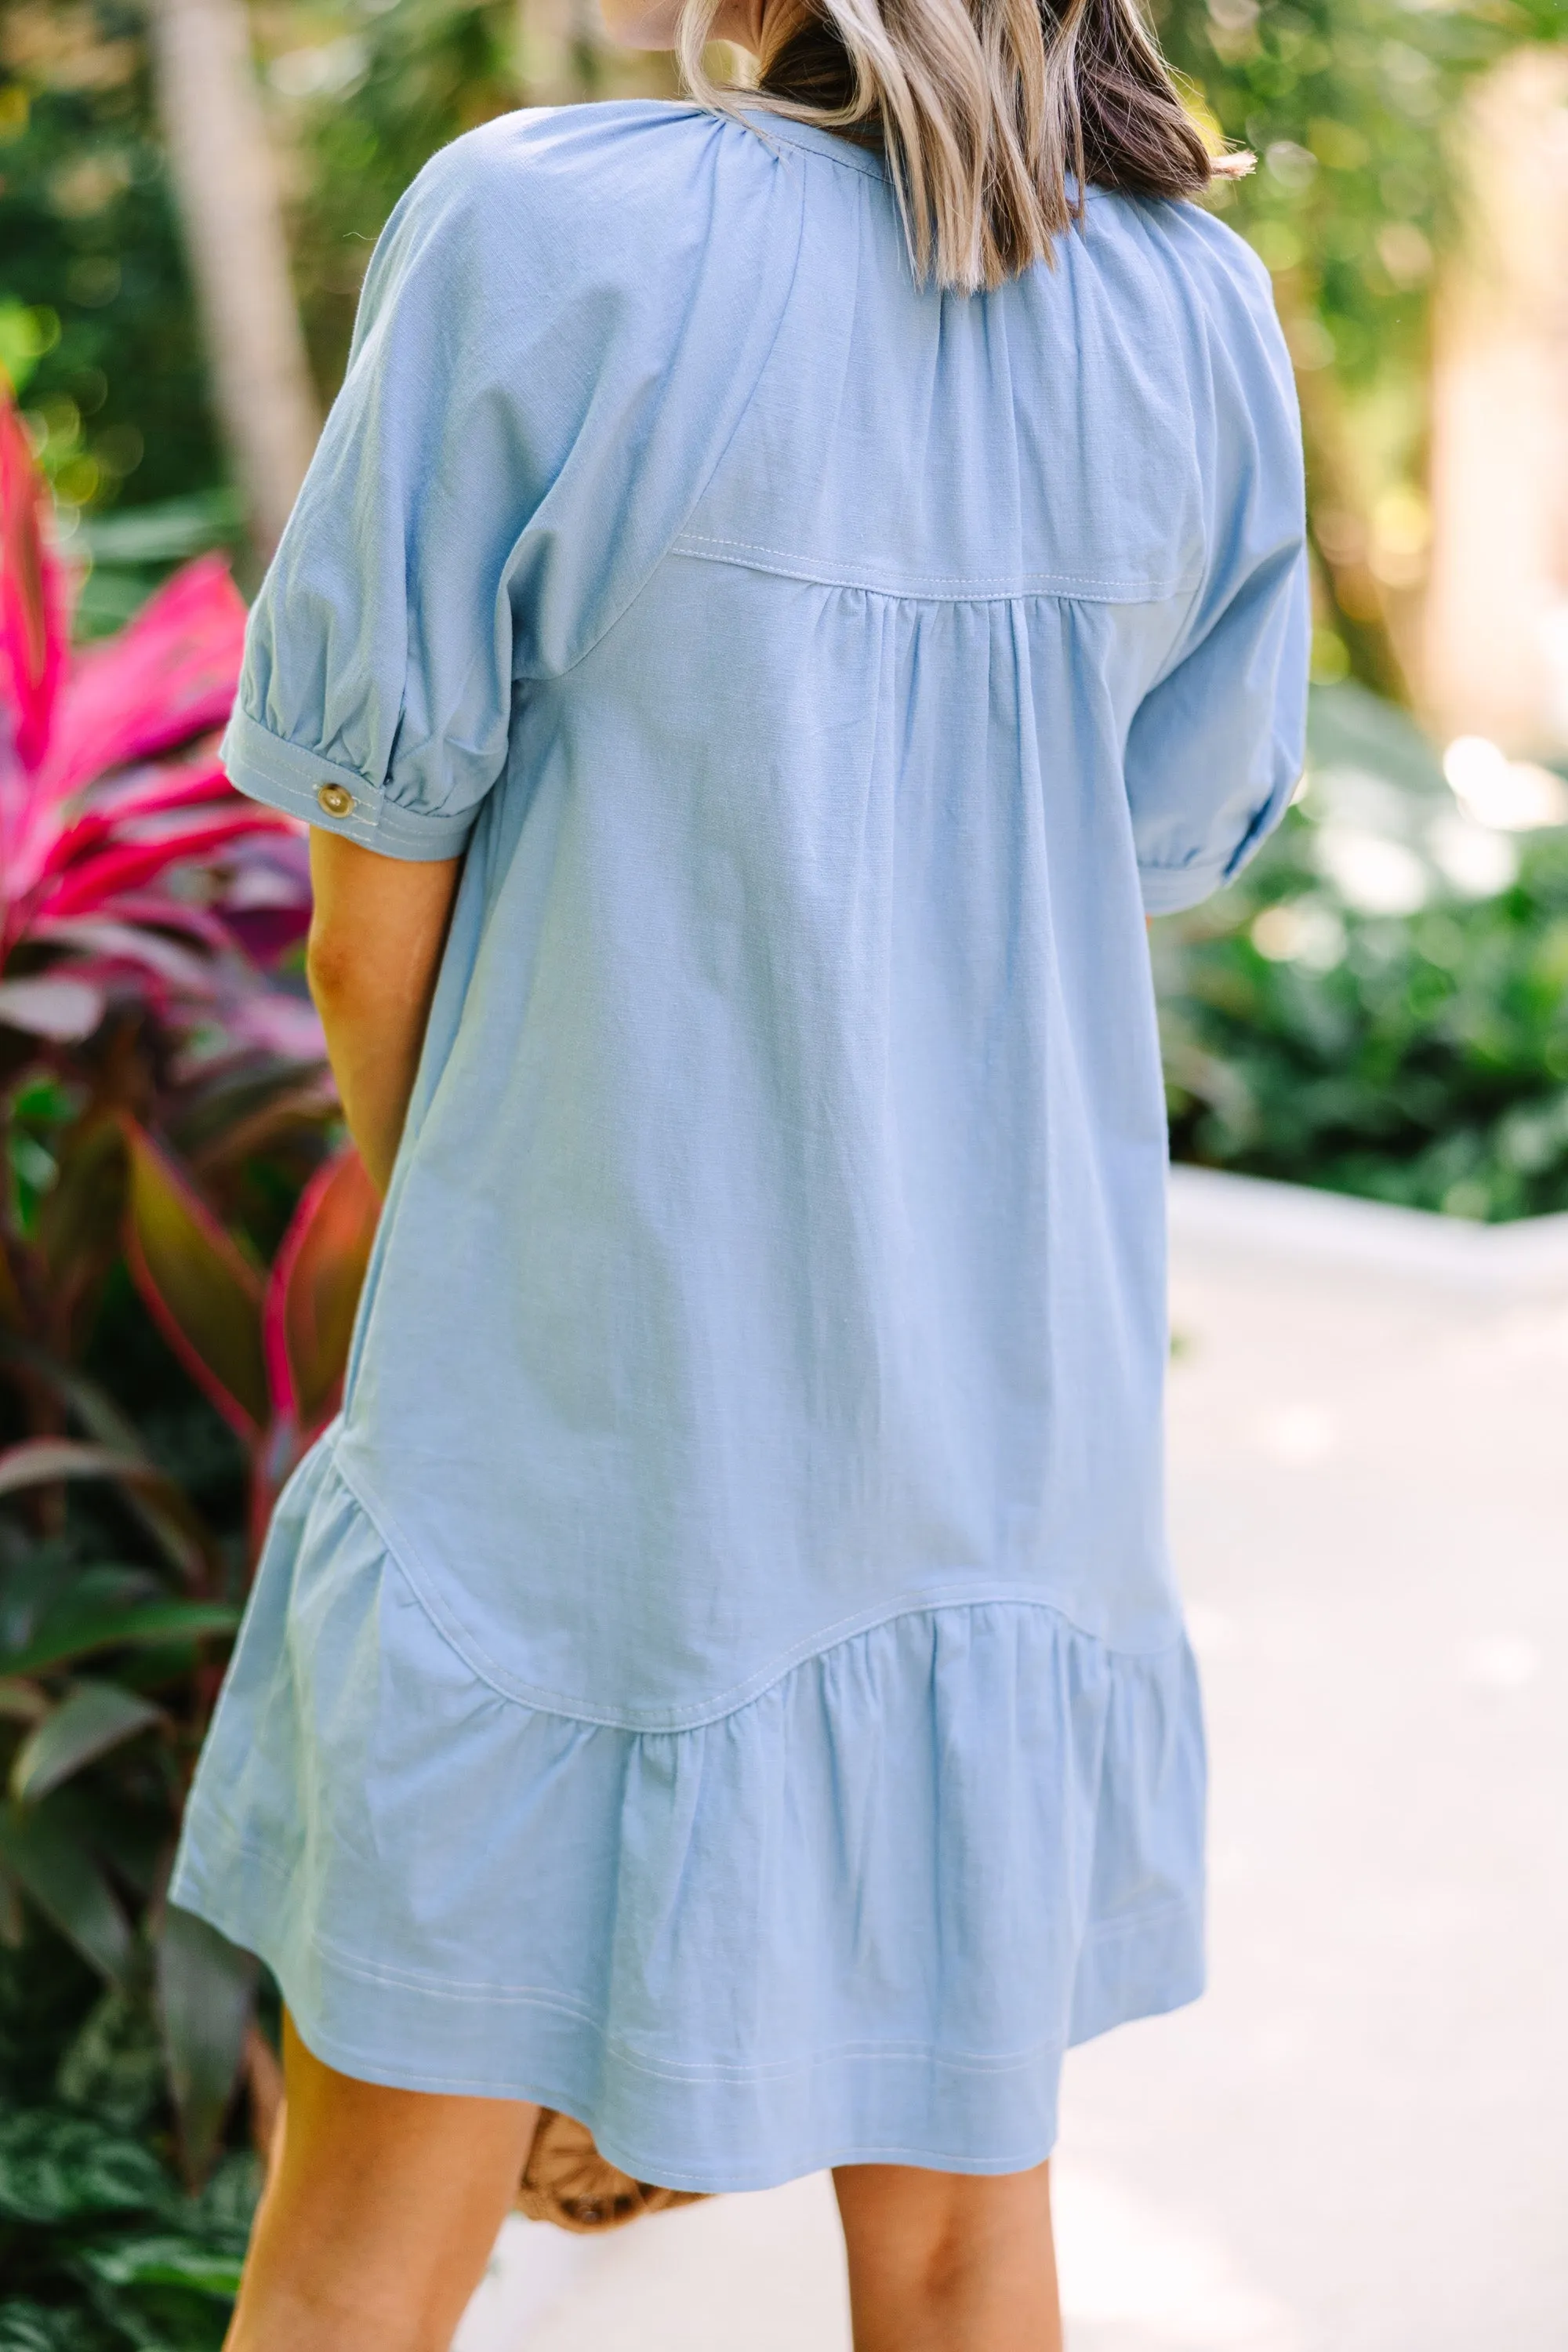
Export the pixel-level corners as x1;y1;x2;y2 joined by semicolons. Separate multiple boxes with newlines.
177;99;1308;2190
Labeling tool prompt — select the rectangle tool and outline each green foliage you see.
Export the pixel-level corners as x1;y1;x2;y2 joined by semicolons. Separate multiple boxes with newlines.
0;2079;257;2351
153;1911;257;2189
0;457;366;2332
0;1;219;514
1160;0;1566;388
1152;0;1568;689
0;0;671;551
1157;682;1568;1219
279;0;524;387
0;2107;171;2223
0;1344;269;2332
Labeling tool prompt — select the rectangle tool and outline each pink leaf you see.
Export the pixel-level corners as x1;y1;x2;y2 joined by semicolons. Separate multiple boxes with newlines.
36;810;292;920
37;554;246;804
28;917;222;991
36;760;235;880
87;892;237;953
0;972;105;1040
87;750;229;816
221;991;326;1063
0;392;68;773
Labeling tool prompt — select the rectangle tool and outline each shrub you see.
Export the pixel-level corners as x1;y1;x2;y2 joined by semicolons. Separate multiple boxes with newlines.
1156;681;1568;1220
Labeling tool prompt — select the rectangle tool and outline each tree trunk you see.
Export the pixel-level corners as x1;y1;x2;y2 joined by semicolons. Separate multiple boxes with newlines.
1422;47;1568;755
147;0;319;564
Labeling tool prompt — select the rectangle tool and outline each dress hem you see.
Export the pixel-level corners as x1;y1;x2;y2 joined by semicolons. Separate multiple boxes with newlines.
170;1437;1208;2190
172;1822;1203;2191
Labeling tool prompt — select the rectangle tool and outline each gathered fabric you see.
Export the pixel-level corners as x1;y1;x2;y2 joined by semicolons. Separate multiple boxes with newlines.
177;1438;1205;2189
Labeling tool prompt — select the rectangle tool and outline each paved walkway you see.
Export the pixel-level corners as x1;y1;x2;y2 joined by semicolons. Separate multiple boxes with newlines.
456;1178;1568;2350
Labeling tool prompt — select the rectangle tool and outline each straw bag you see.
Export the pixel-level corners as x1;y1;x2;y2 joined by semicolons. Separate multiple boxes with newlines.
516;2108;709;2233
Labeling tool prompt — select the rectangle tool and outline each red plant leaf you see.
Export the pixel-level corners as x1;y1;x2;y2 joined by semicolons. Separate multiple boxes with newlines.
36;808;292;921
122;1120;268;1439
261;1146;378;1433
37;759;234;879
36;553;246;804
0;392;68;772
84;891;236;953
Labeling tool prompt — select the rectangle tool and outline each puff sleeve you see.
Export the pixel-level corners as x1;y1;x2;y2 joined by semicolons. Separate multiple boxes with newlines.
1123;221;1310;916
220;108;802;861
220;146;544;859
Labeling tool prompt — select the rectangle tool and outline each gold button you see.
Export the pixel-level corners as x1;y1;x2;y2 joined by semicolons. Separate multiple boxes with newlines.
316;781;355;819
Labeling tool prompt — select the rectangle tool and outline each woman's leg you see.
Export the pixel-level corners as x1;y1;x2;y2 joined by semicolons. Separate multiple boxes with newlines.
833;2159;1062;2352
226;2014;539;2352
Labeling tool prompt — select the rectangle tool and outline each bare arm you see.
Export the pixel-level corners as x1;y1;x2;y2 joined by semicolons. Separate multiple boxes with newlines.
306;831;463;1196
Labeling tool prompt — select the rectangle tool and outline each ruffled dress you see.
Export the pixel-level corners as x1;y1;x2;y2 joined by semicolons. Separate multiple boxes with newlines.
172;100;1308;2190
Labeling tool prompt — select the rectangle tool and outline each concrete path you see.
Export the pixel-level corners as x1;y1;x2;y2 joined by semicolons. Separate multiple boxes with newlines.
455;1176;1568;2351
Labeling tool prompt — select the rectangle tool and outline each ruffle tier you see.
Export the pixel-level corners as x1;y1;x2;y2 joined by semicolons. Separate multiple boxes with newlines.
172;1441;1205;2190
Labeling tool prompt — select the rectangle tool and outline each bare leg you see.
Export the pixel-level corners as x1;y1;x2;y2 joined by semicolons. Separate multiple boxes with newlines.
833;2159;1062;2352
225;2014;539;2352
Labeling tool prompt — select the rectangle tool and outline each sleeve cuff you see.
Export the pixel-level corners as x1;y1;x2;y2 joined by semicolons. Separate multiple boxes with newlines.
220;708;480;862
1138;855;1233;916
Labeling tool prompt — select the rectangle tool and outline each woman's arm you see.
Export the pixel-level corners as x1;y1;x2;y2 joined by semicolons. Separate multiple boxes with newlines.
306;831;463;1195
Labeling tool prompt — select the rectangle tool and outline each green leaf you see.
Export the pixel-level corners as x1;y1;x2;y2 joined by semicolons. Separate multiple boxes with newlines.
0;1342;220;1589
0;1541;79;1661
4;1593;239;1681
74;2236;243;2297
0;1443;219;1594
156;1910;256;2190
14;1564;165;1629
10;1684;162;1806
74;2276;230;2352
0;2301;114;2352
55;1988;167;2135
0;2108;171;2224
184;2151;261;2252
0;1802;132;1984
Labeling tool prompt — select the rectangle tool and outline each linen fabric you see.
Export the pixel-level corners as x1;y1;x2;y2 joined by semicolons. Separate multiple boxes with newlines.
172;100;1308;2188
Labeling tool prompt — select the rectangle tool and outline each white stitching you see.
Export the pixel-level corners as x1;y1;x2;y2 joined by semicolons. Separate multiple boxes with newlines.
335;1444;1189;1730
669;533;1200;603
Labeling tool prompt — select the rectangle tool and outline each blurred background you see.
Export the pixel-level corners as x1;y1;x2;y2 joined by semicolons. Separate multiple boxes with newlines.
0;3;1565;2348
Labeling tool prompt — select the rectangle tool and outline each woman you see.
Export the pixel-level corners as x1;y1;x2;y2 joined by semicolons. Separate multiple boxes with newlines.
174;0;1307;2339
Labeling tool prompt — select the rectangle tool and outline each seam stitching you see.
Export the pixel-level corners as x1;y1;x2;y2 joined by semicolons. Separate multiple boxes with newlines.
522;153;814;688
177;1831;1195;2093
667;536;1201;604
676;530;1189;590
226;710;477;845
334;1445;1188;1732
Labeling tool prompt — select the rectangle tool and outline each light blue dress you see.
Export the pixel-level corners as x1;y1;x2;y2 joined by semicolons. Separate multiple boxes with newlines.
172;99;1308;2189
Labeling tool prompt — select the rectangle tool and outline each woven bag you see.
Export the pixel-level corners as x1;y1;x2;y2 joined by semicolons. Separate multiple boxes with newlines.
515;2107;709;2233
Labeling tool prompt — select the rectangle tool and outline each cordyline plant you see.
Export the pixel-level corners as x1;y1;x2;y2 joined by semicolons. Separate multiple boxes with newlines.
0;391;312;1062
0;382;332;1378
0;378;379;2270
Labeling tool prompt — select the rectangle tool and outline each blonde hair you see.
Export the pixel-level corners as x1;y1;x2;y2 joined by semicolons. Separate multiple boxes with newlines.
677;0;1248;292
